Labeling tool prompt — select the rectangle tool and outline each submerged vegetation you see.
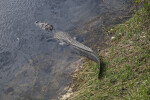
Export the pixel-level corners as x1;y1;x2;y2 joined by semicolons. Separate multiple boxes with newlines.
69;6;150;100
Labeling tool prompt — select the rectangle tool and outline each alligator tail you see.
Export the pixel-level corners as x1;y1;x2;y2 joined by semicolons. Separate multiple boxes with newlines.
71;45;101;78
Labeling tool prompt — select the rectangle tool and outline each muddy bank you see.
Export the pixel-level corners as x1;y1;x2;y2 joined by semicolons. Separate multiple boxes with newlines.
65;8;150;100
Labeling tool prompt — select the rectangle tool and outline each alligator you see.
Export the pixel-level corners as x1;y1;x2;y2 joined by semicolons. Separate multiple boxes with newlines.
35;21;101;78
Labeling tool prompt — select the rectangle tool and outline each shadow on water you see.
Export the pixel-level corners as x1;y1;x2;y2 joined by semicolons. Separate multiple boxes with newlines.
0;0;134;100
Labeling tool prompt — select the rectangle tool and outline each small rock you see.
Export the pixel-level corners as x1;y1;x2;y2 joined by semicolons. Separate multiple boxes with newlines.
111;37;115;40
119;33;122;35
141;36;146;38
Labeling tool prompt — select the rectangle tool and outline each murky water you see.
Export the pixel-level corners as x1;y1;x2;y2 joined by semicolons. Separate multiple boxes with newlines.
0;0;133;100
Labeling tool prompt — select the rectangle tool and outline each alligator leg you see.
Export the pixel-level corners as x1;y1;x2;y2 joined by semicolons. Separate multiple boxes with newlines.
46;38;55;42
59;41;69;46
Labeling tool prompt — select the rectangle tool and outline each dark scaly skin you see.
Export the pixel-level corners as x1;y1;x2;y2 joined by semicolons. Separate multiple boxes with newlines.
35;21;101;78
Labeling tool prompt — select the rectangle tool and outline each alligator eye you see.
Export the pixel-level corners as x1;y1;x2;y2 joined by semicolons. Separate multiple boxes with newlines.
50;25;53;31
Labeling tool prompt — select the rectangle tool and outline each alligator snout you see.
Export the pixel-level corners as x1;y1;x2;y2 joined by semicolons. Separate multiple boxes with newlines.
35;21;39;24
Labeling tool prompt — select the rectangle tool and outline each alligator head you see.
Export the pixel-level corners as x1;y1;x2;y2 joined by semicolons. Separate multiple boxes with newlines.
35;21;53;31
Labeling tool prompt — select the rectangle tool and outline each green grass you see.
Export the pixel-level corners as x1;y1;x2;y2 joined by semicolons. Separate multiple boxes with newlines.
70;8;150;100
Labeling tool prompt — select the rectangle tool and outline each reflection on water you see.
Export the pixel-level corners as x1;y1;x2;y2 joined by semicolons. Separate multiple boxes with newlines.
0;0;133;99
